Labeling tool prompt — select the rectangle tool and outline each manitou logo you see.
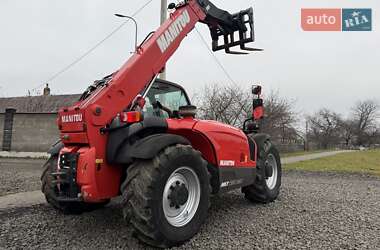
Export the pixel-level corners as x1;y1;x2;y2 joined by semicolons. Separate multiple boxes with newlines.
219;160;235;167
157;10;191;53
61;114;83;123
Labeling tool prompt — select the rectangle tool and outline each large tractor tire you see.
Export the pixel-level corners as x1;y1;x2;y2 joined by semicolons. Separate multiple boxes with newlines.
41;156;109;214
121;145;210;248
242;140;282;203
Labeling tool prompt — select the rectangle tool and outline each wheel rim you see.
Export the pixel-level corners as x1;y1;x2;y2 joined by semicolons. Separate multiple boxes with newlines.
162;167;201;227
265;154;278;190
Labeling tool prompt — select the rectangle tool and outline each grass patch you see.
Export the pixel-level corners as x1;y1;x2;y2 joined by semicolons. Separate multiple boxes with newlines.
284;150;380;176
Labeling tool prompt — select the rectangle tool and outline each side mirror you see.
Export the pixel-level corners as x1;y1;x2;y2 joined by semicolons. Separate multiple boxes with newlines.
179;105;197;118
252;85;262;96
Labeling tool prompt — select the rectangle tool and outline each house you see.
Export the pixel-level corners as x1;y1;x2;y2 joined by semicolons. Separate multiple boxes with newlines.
0;94;80;113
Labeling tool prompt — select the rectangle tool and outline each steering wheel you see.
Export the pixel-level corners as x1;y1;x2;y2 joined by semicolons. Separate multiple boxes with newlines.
152;101;162;117
152;101;173;118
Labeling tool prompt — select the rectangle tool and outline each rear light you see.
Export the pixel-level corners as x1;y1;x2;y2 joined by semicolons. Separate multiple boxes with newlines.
253;106;264;120
120;111;143;123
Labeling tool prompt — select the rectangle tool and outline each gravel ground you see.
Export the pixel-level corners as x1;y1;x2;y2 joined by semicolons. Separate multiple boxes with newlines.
0;158;45;196
0;170;379;250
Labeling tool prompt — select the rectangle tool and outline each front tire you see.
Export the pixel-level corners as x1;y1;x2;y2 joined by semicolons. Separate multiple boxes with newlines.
242;140;282;203
121;145;210;248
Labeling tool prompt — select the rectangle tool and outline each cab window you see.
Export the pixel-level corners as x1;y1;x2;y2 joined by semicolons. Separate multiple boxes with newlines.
144;81;190;118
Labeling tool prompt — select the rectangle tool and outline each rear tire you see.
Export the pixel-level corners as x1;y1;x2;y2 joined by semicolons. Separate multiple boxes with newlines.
41;156;109;214
120;145;210;248
242;140;282;203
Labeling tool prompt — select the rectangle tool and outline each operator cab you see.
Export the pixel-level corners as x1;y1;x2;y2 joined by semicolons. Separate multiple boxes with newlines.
143;79;194;118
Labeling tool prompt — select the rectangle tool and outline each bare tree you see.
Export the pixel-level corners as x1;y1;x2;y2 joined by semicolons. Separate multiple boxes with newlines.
351;100;379;146
307;109;342;149
195;84;298;142
196;84;251;127
256;91;298;143
338;119;356;147
366;127;380;146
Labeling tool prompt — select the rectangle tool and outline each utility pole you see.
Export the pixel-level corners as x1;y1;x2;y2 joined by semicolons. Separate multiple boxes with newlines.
305;120;309;151
160;0;168;80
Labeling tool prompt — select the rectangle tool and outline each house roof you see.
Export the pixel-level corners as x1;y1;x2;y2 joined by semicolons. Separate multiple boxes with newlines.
0;95;81;113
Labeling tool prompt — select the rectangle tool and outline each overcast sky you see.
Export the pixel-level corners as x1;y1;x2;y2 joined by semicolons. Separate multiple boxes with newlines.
0;0;379;116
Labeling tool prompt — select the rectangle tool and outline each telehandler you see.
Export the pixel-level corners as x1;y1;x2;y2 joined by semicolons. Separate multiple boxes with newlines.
42;0;281;247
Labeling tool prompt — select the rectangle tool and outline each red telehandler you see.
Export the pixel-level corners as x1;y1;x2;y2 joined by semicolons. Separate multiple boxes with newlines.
41;0;281;248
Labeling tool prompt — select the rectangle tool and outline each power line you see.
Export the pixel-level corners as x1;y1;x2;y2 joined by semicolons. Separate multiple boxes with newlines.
194;27;238;86
31;0;238;94
173;0;238;86
30;0;154;94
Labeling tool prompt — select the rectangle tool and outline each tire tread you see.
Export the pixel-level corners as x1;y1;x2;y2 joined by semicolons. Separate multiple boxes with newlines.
120;144;210;248
242;141;282;203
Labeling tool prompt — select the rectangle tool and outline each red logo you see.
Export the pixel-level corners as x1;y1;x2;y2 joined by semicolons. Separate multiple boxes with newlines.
301;9;342;31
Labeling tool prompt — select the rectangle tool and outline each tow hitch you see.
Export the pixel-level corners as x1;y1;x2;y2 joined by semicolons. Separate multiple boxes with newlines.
51;152;82;202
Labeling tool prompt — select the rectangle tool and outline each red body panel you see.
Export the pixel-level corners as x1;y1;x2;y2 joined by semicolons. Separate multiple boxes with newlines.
194;121;255;167
167;118;217;165
60;132;89;144
167;119;256;168
58;109;85;132
76;147;122;201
